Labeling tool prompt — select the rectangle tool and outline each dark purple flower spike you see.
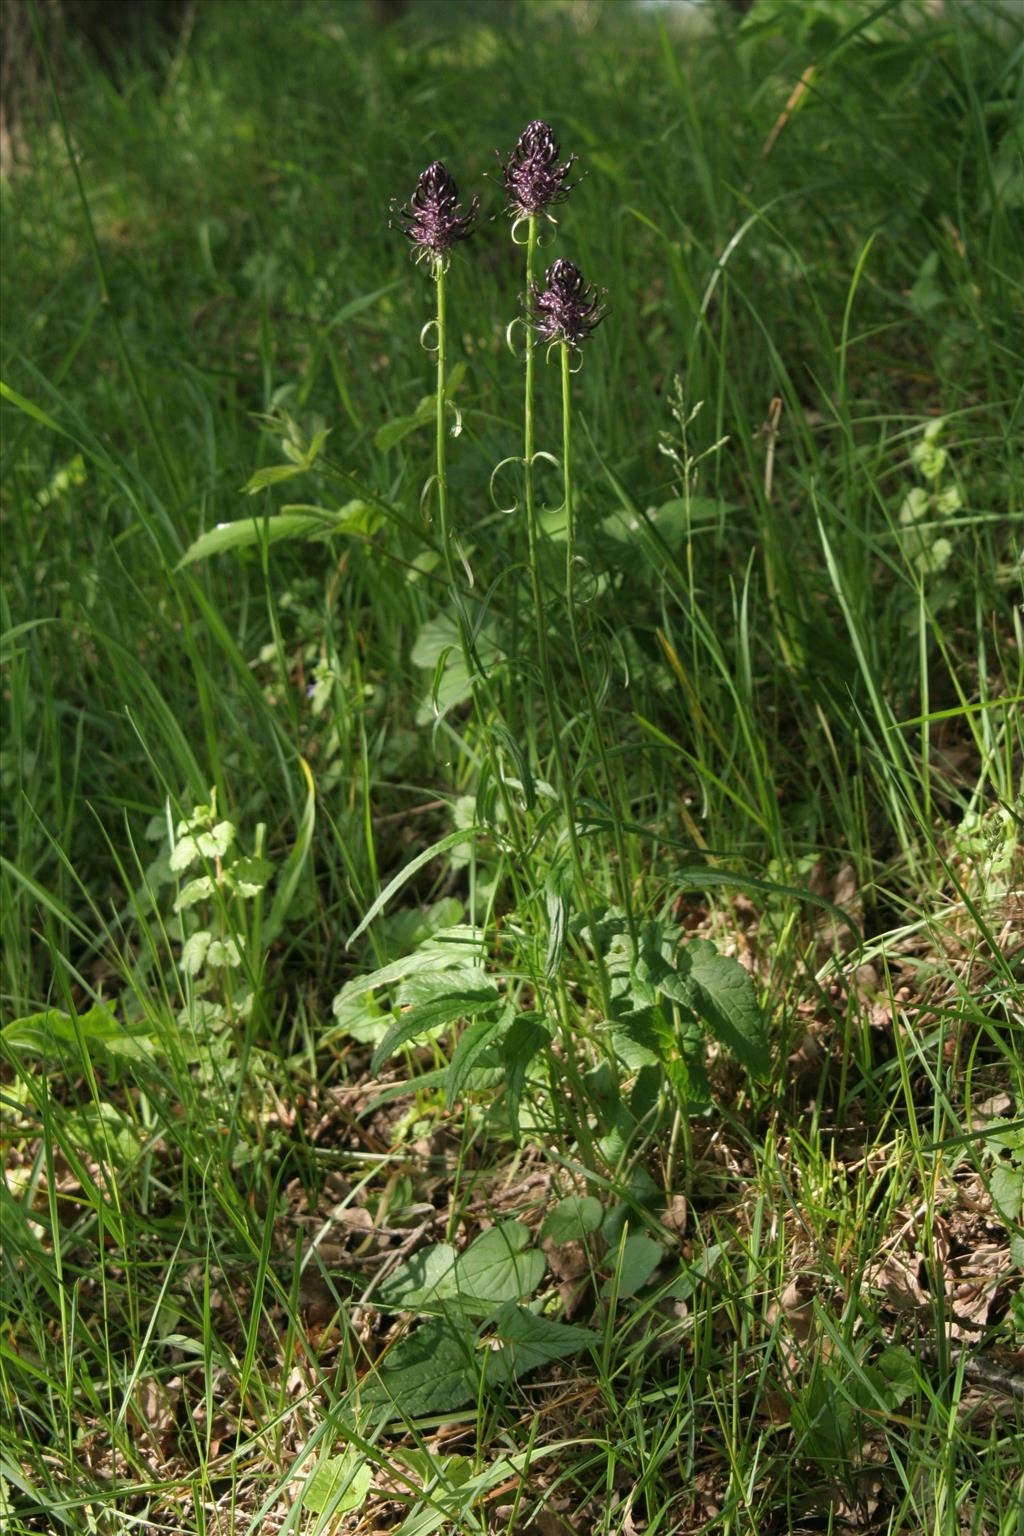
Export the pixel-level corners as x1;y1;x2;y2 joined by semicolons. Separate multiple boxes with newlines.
500;119;579;219
530;258;607;350
392;160;479;264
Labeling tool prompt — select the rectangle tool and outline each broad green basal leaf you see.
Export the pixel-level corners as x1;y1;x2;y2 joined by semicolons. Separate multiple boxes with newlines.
541;1196;604;1246
376;1244;458;1310
601;1232;665;1298
454;1221;545;1310
370;981;499;1074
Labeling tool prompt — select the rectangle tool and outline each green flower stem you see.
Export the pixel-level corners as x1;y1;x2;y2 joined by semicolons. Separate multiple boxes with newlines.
561;342;638;950
524;217;538;526
521;237;612;1021
433;259;525;872
435;255;449;555
519;217;539;768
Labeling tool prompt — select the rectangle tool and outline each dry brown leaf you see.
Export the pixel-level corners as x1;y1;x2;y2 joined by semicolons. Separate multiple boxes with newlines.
864;1251;926;1313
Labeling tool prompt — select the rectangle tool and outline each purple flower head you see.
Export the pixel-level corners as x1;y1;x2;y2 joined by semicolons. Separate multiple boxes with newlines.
529;259;607;350
392;160;478;263
501;119;578;218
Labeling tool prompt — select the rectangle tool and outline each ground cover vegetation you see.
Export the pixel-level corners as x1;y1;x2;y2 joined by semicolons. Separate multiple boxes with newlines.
1;0;1022;1530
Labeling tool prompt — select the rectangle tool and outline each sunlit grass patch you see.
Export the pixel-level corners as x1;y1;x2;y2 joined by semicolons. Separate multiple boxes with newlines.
2;0;1022;1530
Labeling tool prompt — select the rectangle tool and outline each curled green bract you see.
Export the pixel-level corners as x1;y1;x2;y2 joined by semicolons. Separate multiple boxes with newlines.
489;455;526;515
505;316;528;357
419;473;438;526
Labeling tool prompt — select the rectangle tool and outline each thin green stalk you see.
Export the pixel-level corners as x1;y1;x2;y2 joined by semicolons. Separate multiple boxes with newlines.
561;342;638;949
435;259;451;565
433;260;527;879
521;233;613;1022
524;218;538;530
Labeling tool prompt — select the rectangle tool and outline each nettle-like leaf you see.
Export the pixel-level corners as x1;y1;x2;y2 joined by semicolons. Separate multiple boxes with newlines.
500;1013;551;1140
544;862;572;979
228;854;273;898
205;937;242;969
179;930;212;976
446;1008;510;1106
361;1315;476;1416
482;1303;599;1383
607;921;768;1083
329;930;489;1052
170;819;235;872
173;875;216;913
670;938;768;1076
196;821;235;859
370;977;500;1074
169;835;201;874
333;928;485;1005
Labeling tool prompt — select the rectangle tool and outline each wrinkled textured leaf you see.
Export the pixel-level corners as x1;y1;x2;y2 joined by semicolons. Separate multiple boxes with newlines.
544;863;571;980
331;932;486;1019
173;875;215;912
361;1316;476;1415
500;1014;550;1140
483;1303;598;1383
446;1010;507;1107
667;939;768;1076
228;854;273;898
179;931;211;976
370;983;498;1073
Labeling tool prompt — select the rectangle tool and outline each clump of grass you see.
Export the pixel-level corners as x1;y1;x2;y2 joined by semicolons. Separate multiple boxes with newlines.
2;0;1021;1531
